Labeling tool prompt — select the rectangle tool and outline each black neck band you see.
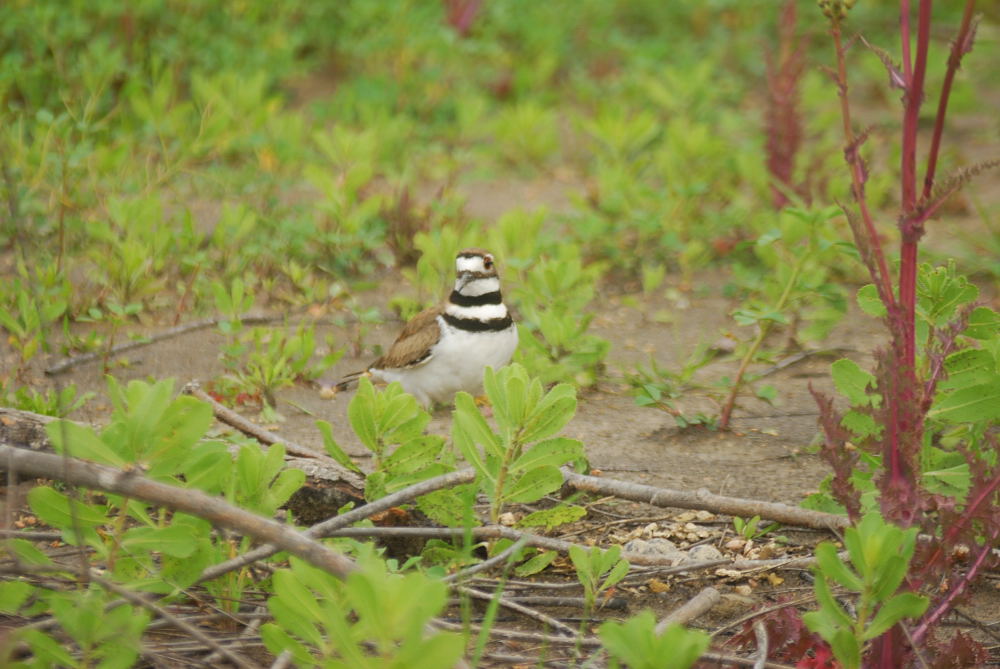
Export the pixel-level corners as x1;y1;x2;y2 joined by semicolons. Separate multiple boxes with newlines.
450;290;503;307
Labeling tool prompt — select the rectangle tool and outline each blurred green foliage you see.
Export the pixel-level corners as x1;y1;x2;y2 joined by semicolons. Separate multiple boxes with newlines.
0;0;991;389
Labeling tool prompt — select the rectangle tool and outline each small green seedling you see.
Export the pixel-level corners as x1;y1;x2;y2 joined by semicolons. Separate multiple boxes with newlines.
803;511;929;669
599;611;710;669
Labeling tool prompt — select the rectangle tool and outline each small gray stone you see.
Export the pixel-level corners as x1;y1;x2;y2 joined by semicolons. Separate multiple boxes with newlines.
688;544;723;561
624;538;678;556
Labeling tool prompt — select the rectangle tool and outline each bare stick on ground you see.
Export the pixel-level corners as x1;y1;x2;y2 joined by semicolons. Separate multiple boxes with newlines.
44;314;278;376
655;586;720;632
563;470;849;531
0;443;356;579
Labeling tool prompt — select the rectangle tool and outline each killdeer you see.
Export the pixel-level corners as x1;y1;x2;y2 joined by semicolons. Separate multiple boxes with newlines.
337;248;518;407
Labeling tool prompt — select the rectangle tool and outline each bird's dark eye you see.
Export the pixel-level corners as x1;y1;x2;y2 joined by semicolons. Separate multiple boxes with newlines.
483;255;493;269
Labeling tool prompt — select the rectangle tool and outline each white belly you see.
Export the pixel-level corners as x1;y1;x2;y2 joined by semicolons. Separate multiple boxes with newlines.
373;318;518;407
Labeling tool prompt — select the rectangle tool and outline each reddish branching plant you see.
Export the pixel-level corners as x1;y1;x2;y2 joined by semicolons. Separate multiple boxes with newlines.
764;0;808;209
443;0;483;38
810;0;999;665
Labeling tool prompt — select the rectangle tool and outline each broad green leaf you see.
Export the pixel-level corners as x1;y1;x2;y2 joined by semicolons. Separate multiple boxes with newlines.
483;366;508;424
316;420;363;473
500;372;528;433
267;468;306;510
815;542;862;591
47;420;126;468
272;569;325;625
145;396;213;474
392;632;466;669
831;358;877;407
940;349;996;390
520;383;577;443
269;588;323;647
870;554;908;601
830;627;862;669
657;622;712;669
922;463;971;497
121;526;198;558
451;420;491;485
510;437;583;472
502;465;563;504
518;504;587;530
514;550;558;577
864;592;929;640
260;623;315;666
964;306;1000;340
568;545;589;578
452;391;501;454
384;463;451;494
841;410;880;439
383;436;445;475
180;443;231;492
601;557;630;591
930;381;1000;423
18;628;77;667
416;486;476;527
348;378;378;451
4;538;52;566
810;572;854;629
856;284;887;318
124;378;175;453
28;486;109;534
0;581;33;614
381;391;420;434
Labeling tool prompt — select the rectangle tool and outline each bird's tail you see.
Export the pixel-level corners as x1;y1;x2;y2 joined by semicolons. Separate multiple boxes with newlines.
333;370;369;392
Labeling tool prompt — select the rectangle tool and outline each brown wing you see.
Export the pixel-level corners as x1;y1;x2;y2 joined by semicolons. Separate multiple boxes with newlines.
371;304;443;370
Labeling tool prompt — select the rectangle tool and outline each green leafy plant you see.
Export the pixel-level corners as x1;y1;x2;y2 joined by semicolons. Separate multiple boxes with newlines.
216;323;342;419
2;583;150;669
803;512;929;669
452;363;585;525
719;205;849;429
625;347;720;429
1;382;93;418
336;378;455;503
0;280;67;379
513;251;610;386
261;550;465;669
732;514;784;542
569;544;630;623
599;611;710;669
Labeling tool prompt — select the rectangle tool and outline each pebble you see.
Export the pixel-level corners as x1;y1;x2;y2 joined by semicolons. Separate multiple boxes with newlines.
688;544;723;561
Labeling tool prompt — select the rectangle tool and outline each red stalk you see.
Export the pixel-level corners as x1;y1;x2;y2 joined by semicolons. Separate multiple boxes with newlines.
922;0;978;202
897;0;932;371
830;24;895;311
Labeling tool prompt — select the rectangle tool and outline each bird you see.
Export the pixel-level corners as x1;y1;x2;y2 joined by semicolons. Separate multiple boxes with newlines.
336;248;518;407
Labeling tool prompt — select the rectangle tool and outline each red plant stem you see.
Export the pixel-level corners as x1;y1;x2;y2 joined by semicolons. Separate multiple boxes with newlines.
922;0;977;201
921;467;1000;573
910;526;1000;646
900;0;913;83
830;24;895;311
898;0;932;372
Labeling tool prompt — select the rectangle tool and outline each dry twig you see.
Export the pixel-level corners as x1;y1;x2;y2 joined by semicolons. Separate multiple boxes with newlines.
655;586;720;632
0;443;356;579
44;314;277;376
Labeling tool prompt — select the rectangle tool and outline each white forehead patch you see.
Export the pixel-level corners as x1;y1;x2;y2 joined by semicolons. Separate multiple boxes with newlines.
455;254;491;273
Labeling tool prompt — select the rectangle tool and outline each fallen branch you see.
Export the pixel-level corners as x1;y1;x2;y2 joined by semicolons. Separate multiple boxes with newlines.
456;585;577;636
198;468;478;583
0;443;356;579
44;314;278;376
655;586;720;632
182;382;355;467
318;525;715;567
563;470;849;531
